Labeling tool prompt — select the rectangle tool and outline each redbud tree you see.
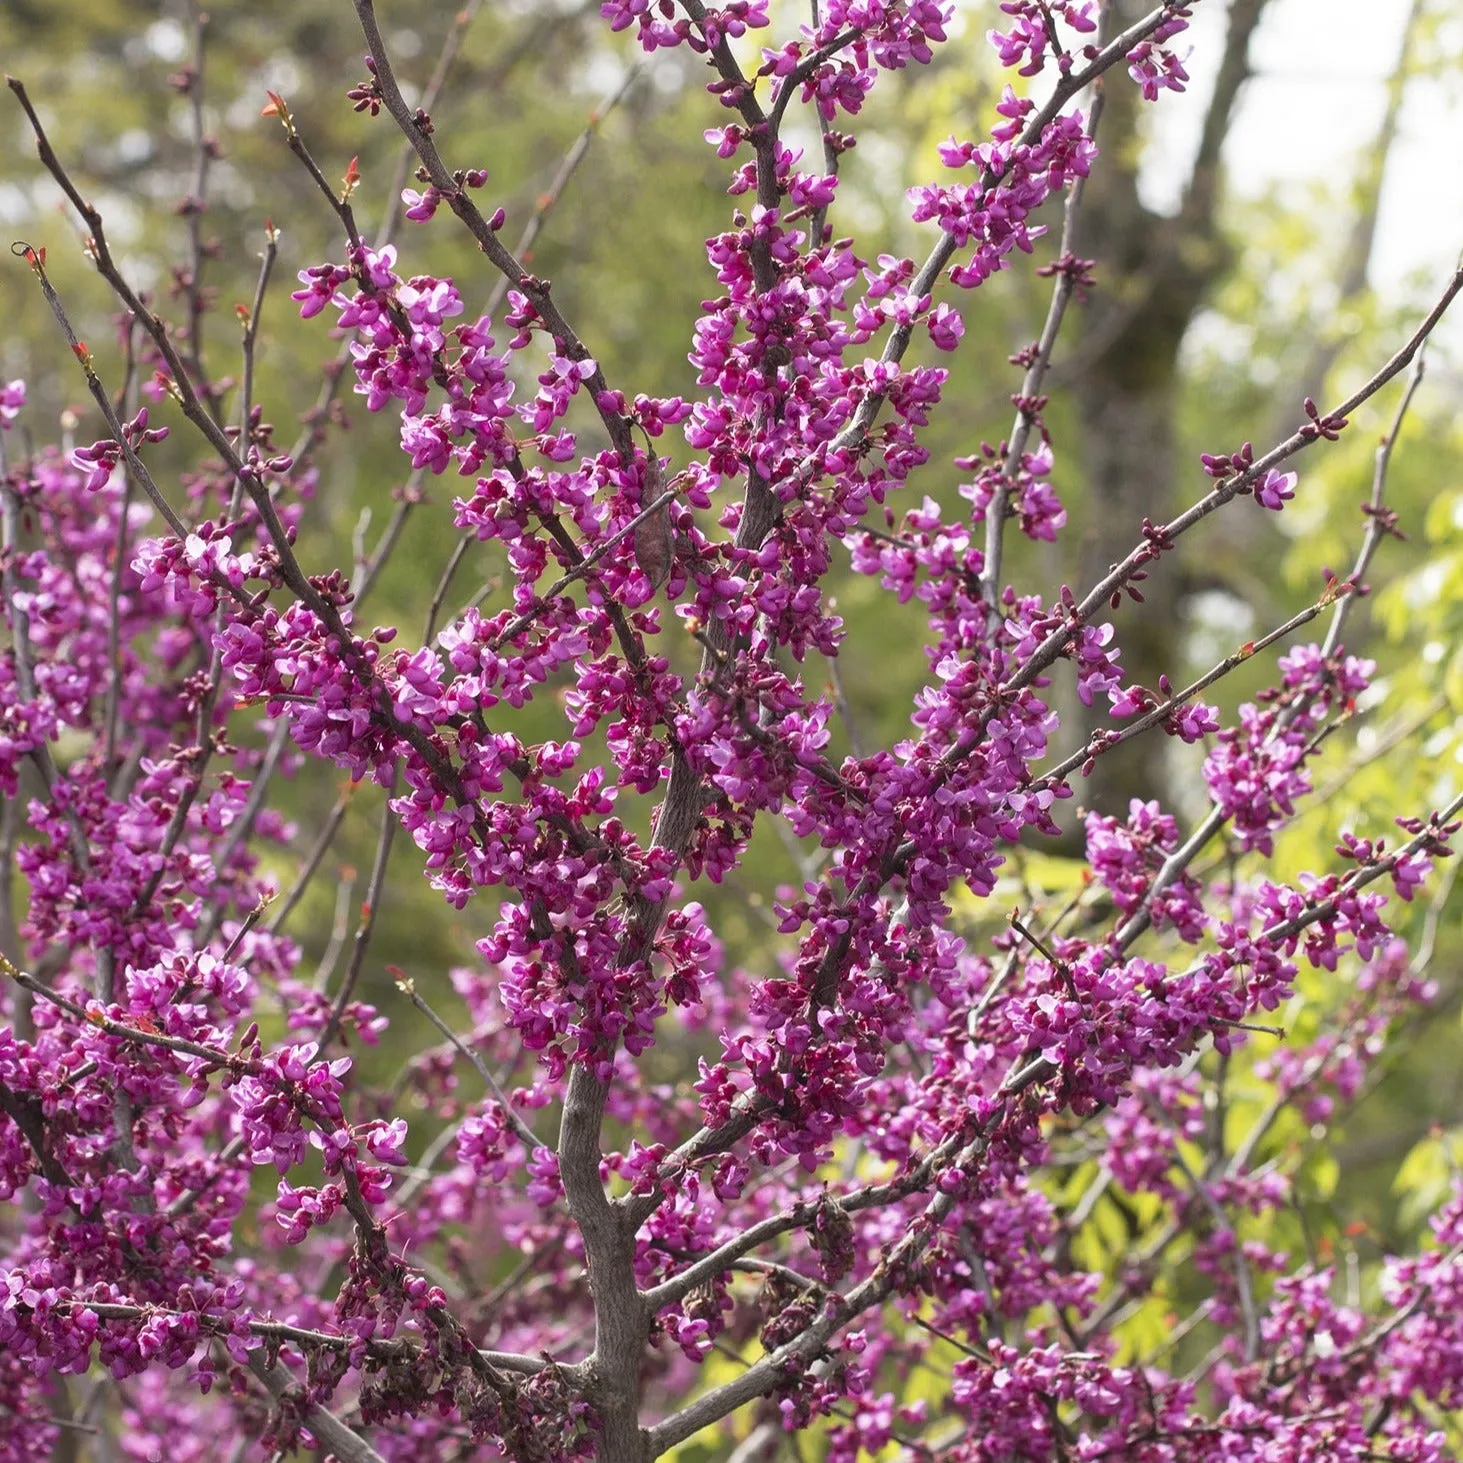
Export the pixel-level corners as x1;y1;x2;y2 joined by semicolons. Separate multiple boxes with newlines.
2;2;1462;1460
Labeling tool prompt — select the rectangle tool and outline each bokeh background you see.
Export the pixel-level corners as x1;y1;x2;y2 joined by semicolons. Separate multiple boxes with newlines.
4;0;1463;1439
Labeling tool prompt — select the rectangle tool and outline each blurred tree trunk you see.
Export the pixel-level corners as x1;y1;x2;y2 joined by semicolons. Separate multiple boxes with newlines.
1064;0;1267;825
1269;0;1424;442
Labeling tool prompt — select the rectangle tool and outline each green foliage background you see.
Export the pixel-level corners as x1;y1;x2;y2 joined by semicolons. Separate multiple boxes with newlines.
3;0;1463;1450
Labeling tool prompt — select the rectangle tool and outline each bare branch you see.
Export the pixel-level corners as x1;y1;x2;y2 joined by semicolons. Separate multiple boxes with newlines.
247;1354;389;1463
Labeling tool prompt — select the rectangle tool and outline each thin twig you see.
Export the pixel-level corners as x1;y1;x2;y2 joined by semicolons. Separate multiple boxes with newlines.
484;66;642;319
349;0;636;461
394;976;542;1153
266;787;354;936
317;798;398;1052
980;93;1103;603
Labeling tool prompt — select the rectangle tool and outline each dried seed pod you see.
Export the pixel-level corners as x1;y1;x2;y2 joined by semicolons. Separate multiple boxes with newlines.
633;453;673;593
